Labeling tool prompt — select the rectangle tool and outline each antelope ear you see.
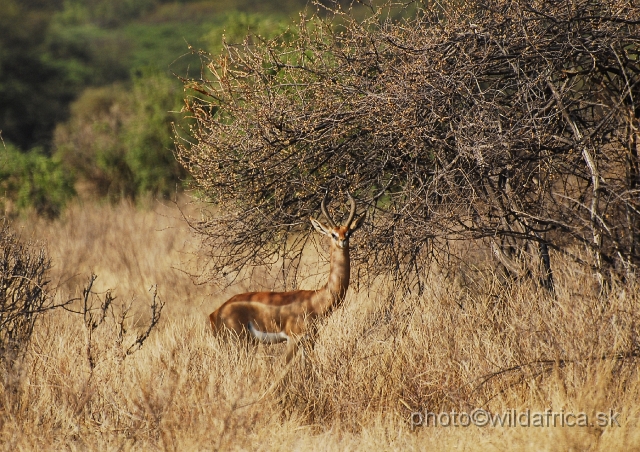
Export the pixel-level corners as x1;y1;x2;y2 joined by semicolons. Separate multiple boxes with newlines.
310;217;330;236
349;212;366;232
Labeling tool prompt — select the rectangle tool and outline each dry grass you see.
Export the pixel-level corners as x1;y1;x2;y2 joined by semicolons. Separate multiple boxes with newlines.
1;199;639;450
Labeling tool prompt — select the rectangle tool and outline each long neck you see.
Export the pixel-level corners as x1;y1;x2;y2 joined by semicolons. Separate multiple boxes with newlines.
323;241;350;308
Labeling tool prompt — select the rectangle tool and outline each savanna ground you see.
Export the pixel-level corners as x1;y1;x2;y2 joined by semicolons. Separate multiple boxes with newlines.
1;199;639;450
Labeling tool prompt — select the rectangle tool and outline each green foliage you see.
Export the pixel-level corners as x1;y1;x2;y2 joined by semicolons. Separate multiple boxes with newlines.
55;0;158;28
202;11;298;54
45;21;132;87
121;21;210;78
54;84;136;202
0;0;75;151
54;69;186;202
1;0;308;214
125;69;188;197
0;144;75;218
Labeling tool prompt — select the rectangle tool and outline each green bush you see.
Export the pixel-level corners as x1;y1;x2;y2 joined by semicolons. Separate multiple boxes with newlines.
125;69;188;197
0;144;75;218
0;0;75;151
54;69;186;202
2;0;305;214
54;0;157;28
54;84;136;201
202;11;297;54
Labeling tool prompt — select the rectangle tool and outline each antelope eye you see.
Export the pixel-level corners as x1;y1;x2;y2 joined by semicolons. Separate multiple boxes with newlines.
331;232;338;239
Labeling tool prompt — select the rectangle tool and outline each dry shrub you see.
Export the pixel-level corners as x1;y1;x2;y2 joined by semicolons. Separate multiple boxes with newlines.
2;310;274;450
0;221;69;366
178;0;640;292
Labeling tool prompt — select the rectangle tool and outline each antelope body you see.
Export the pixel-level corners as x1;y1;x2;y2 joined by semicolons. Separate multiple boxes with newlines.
209;193;365;359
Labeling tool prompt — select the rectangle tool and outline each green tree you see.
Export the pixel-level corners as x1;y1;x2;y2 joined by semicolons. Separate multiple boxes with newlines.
54;69;186;201
0;0;71;151
0;143;75;218
125;69;187;197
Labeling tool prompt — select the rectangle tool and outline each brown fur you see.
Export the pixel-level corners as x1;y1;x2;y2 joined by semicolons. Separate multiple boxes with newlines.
209;201;365;360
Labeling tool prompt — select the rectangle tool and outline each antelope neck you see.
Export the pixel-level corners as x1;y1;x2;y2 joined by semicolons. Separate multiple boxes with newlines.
325;240;350;304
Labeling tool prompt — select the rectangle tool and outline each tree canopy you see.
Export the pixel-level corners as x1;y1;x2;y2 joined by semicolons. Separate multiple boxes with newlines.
179;0;640;290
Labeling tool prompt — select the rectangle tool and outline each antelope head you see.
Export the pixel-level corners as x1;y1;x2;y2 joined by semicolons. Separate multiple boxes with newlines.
310;192;366;248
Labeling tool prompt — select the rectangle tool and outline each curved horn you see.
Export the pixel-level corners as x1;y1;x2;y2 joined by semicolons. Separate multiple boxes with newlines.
345;191;357;228
321;193;337;228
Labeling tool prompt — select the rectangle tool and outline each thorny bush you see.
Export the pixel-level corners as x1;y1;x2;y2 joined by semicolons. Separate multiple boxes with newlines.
0;221;67;366
178;0;640;292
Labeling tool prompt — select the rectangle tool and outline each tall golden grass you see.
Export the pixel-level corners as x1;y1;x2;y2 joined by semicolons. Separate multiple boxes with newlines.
1;200;639;450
